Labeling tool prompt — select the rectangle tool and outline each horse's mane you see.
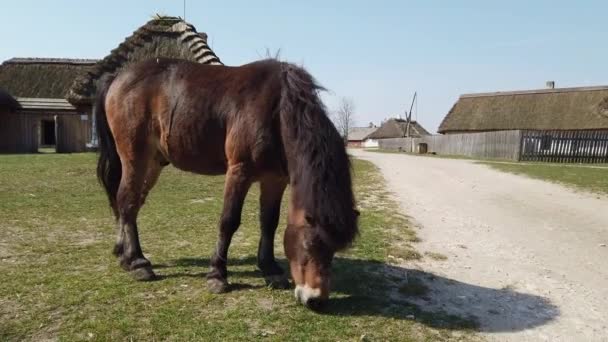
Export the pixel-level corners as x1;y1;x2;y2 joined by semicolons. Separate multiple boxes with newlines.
279;61;358;250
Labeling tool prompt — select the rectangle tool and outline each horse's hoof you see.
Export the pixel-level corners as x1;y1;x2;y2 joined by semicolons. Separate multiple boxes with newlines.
130;266;156;281
207;278;229;294
264;274;290;289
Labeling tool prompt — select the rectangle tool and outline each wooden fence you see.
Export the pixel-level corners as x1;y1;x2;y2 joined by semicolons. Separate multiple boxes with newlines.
377;129;608;163
520;130;608;163
378;130;523;161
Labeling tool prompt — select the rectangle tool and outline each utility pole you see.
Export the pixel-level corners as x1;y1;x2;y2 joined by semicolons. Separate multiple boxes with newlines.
405;92;417;137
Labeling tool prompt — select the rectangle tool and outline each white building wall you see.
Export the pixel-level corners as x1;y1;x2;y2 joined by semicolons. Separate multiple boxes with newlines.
363;139;379;148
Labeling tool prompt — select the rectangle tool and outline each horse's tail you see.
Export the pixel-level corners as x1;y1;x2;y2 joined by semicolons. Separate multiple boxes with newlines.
278;62;357;250
95;74;121;219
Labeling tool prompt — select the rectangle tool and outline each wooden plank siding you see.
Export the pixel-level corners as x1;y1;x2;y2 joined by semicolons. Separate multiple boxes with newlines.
0;112;91;153
56;114;91;153
378;129;608;163
0;112;52;153
378;130;523;161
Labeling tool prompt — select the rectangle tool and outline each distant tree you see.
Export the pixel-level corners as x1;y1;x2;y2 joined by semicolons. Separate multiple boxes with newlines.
334;97;356;142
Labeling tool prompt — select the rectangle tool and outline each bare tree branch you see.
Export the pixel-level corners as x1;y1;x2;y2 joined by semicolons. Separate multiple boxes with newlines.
333;97;356;142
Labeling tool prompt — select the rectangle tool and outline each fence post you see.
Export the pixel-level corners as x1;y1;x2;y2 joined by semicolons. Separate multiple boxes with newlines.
516;130;523;161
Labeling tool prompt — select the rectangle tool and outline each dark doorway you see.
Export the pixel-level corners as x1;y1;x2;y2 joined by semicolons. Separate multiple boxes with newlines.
41;120;56;146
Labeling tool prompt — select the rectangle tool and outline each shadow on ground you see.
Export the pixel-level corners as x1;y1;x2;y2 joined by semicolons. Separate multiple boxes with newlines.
155;256;558;332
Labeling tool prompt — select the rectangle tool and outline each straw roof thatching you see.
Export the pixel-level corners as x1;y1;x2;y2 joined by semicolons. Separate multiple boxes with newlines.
347;127;378;141
368;118;431;139
438;86;608;133
68;16;222;104
0;58;97;99
0;88;20;113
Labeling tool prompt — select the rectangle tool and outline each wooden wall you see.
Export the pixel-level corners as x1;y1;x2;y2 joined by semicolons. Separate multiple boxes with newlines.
56;114;91;153
378;130;523;161
378;130;608;163
0;111;91;153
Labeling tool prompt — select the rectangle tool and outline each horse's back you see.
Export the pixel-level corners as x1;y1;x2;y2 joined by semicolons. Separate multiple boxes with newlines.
105;58;285;177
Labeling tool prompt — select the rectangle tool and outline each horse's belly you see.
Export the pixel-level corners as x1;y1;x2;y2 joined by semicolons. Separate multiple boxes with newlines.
164;129;228;175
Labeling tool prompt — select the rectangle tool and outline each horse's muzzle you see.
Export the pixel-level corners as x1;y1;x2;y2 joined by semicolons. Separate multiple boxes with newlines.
295;285;328;310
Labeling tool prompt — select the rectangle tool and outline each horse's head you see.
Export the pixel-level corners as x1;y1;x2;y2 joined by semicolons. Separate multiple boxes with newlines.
284;210;359;310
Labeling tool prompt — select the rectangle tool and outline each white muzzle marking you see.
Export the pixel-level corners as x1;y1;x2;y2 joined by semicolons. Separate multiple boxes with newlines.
295;284;321;304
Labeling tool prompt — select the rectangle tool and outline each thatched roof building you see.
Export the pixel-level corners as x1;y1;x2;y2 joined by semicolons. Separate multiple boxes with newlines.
368;118;431;139
68;16;222;105
347;127;378;142
0;58;97;153
438;86;608;134
0;58;97;99
0;16;221;153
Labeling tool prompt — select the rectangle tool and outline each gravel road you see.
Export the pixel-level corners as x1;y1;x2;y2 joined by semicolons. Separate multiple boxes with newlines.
350;149;608;342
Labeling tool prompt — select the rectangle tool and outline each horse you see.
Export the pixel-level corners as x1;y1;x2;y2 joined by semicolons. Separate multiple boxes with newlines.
95;58;359;309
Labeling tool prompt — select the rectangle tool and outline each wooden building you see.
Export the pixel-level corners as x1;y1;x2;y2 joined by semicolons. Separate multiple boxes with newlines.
346;126;378;148
438;85;608;134
437;85;608;162
368;118;431;140
0;58;97;153
0;16;221;153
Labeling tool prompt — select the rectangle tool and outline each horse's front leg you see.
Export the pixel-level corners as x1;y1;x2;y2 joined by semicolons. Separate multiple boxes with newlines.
258;177;289;289
207;163;252;293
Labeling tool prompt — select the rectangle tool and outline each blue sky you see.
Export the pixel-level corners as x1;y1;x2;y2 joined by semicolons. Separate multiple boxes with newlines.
3;1;608;132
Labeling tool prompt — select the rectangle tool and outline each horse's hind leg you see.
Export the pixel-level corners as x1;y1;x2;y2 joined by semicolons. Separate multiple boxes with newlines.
113;158;163;262
258;177;289;289
207;163;253;293
115;155;162;281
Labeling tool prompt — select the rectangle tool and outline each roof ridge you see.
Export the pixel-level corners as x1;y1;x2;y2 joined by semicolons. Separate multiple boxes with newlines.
461;85;608;98
5;57;99;65
67;19;221;104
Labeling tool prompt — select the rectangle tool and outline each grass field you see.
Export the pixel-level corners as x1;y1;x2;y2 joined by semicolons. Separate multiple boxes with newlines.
0;153;475;341
480;162;608;195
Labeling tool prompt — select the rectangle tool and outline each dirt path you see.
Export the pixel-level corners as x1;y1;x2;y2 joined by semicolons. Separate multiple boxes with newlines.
350;150;608;342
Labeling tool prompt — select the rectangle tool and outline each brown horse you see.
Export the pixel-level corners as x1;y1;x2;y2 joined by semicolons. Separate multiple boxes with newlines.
95;58;359;309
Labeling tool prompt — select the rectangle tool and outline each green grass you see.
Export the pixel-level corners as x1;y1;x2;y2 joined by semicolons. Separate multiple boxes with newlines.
0;153;476;341
480;162;608;195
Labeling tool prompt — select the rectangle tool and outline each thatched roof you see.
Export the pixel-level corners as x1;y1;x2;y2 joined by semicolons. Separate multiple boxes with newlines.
68;16;222;104
0;58;97;99
347;127;378;141
368;119;431;139
0;88;19;113
438;86;608;133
